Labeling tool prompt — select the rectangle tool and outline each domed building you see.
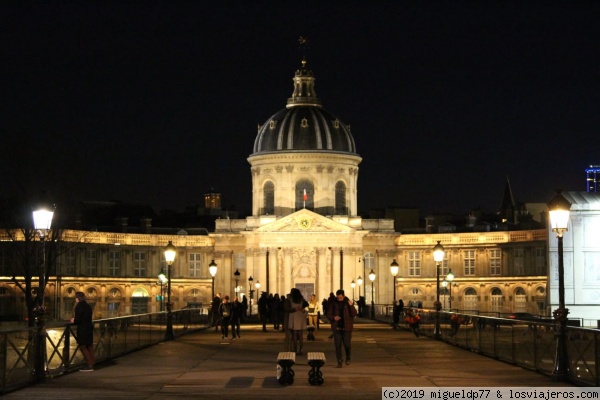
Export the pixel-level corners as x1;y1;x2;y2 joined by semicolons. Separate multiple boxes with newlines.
0;56;549;323
248;58;361;217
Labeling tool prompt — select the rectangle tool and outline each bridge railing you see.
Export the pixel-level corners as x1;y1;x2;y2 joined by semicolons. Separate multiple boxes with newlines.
369;304;599;386
0;308;210;394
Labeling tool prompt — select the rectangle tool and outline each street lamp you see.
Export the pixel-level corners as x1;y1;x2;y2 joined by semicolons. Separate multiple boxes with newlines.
390;259;399;305
158;268;167;311
433;240;445;340
441;279;448;309
446;270;454;309
164;241;176;340
234;269;240;300
368;269;376;319
350;280;356;301
548;190;571;381
32;206;54;382
248;276;254;316
209;260;218;300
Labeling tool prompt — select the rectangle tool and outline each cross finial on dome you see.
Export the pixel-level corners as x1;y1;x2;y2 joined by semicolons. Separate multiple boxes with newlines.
298;36;309;61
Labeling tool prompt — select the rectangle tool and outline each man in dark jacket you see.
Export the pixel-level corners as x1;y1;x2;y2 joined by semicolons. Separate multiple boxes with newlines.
326;289;358;368
71;291;95;372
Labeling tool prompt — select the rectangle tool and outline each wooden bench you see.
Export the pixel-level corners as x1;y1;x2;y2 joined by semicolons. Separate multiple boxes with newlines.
276;351;296;385
307;352;326;385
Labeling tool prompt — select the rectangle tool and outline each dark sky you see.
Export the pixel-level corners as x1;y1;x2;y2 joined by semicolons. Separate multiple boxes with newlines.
2;2;599;217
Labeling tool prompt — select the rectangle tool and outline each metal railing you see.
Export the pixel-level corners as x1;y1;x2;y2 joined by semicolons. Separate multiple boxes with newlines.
0;308;210;394
372;304;599;386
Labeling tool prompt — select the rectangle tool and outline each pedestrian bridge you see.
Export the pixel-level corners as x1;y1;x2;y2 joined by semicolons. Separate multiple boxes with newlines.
1;314;579;399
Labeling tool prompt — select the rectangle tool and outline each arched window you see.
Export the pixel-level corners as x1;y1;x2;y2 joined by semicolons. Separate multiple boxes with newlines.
515;287;527;312
464;288;478;311
295;179;314;211
263;181;274;215
335;181;347;214
490;288;503;313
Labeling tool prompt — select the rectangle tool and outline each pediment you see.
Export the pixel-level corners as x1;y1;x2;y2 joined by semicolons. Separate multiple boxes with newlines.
254;209;355;233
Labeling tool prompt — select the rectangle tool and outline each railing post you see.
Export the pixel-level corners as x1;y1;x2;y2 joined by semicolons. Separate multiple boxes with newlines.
63;325;71;370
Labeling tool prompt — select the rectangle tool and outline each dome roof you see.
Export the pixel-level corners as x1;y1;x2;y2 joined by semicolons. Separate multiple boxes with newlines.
251;59;357;156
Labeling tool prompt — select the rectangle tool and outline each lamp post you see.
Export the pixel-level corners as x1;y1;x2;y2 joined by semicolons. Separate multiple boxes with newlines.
234;269;240;300
368;269;376;319
339;248;344;290
248;276;254;316
265;248;270;294
356;275;363;316
548;190;572;381
433;240;445;340
441;279;448;309
158;268;167;311
446;270;454;309
209;260;218;300
164;241;176;340
32;206;54;382
390;259;399;305
350;280;356;301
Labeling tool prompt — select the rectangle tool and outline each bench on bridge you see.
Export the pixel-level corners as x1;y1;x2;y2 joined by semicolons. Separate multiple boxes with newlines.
307;352;326;385
276;351;296;385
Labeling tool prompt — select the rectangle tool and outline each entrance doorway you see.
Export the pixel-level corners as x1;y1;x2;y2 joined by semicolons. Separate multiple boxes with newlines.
295;283;314;302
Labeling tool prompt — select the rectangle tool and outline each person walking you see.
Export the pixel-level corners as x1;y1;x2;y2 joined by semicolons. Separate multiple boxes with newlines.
282;293;293;350
326;289;358;368
219;295;232;339
211;293;221;332
288;288;307;355
71;291;95;372
231;297;243;339
258;292;269;332
325;292;336;339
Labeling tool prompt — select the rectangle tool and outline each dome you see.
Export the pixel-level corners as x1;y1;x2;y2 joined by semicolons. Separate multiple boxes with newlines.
251;59;357;156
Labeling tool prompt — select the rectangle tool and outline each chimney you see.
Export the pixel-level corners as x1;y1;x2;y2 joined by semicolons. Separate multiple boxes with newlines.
115;217;128;233
140;217;152;233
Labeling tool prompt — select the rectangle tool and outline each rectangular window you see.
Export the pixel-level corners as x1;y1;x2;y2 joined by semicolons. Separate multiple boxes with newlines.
109;250;121;277
408;251;421;276
189;253;201;277
134;251;147;277
490;249;501;275
535;247;545;275
85;249;97;276
463;250;475;276
514;248;524;275
440;255;449;276
65;248;76;275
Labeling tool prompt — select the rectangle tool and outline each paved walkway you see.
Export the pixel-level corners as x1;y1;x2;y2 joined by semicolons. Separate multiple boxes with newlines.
4;319;572;400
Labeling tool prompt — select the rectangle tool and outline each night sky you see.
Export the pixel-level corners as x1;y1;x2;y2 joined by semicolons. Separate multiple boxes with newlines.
2;2;599;218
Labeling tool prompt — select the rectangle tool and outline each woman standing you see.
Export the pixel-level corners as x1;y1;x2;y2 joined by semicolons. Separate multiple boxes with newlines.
307;294;320;328
288;288;307;355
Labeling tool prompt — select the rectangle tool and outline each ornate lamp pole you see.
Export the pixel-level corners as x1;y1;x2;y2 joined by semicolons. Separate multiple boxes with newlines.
390;259;399;305
433;240;445;340
158;268;167;311
368;269;376;319
356;275;363;317
32;206;54;382
548;190;571;381
446;270;454;309
209;260;218;300
350;280;356;301
248;276;254;316
164;241;176;340
441;279;448;309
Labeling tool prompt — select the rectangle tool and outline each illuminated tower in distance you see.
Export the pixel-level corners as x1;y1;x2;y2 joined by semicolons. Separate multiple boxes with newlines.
586;165;600;192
